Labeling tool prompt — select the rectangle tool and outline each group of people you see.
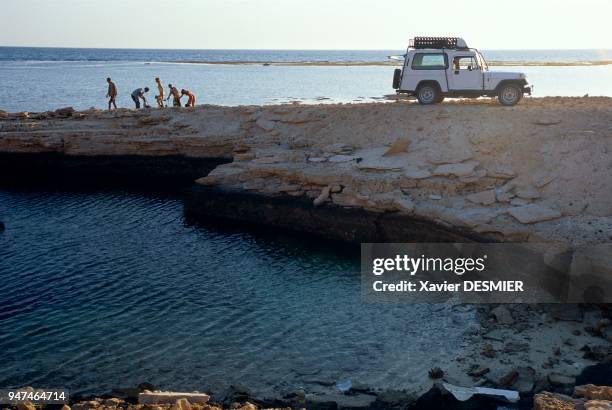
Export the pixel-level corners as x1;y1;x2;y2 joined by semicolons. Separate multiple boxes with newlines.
105;77;197;111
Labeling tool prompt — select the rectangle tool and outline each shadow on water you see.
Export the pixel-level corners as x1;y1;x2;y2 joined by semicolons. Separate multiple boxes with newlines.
0;179;359;262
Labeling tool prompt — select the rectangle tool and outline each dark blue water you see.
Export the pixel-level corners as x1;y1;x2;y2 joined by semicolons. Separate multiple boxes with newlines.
0;48;402;63
1;46;612;63
0;188;473;397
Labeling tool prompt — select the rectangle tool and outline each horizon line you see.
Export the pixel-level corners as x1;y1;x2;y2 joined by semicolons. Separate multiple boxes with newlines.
1;45;612;52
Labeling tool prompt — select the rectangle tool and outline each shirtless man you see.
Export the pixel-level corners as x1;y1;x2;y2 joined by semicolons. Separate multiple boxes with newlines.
166;84;181;107
181;89;196;107
155;77;165;108
106;77;117;110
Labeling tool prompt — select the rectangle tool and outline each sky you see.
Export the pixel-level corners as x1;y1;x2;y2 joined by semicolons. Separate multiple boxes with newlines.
1;0;611;50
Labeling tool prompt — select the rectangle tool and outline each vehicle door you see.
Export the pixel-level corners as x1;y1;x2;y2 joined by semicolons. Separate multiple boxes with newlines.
402;52;449;92
448;55;483;90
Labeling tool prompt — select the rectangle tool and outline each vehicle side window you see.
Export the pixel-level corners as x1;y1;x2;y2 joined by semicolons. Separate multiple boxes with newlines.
453;56;478;71
411;53;448;70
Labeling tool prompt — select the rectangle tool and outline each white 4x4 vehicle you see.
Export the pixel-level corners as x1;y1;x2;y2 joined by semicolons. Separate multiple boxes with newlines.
392;37;532;106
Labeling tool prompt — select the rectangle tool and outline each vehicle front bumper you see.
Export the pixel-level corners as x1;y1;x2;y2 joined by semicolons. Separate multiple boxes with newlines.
523;85;533;96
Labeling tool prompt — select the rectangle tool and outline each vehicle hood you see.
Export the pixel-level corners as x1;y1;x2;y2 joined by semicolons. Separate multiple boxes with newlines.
486;71;527;81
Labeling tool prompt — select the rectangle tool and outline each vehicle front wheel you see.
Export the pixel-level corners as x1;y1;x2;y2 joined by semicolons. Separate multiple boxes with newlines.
416;84;440;105
498;83;522;106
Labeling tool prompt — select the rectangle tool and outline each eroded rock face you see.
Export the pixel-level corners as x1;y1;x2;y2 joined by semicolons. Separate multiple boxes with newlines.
2;98;611;245
534;392;580;410
575;384;612;401
534;388;612;410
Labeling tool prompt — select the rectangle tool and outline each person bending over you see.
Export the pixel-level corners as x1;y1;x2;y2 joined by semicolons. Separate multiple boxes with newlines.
167;84;181;107
131;87;150;109
181;89;196;107
106;77;118;110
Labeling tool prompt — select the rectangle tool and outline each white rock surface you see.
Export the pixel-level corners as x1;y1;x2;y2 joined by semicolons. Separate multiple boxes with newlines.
139;392;210;405
433;161;479;177
507;204;562;224
2;98;611;246
467;190;497;206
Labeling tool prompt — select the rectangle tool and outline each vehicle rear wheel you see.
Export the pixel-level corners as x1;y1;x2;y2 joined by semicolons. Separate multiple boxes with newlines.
416;84;439;105
498;83;522;106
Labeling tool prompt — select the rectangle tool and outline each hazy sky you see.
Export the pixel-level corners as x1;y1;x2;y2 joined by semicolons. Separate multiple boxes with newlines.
2;0;611;50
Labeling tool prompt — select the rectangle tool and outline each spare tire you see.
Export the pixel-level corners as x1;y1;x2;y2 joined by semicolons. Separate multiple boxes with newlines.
392;69;402;89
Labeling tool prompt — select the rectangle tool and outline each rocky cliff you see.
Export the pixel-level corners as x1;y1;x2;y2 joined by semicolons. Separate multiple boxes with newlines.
1;98;611;245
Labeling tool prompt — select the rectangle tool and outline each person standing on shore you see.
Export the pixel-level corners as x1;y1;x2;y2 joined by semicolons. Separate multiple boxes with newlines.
166;84;181;107
180;89;196;107
131;87;150;109
106;77;117;110
155;77;165;108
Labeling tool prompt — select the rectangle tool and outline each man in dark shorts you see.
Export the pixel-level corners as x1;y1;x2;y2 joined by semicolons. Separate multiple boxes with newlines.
106;77;117;110
167;84;181;107
131;87;150;109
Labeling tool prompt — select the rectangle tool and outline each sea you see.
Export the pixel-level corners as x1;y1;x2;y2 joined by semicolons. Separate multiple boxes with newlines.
0;187;478;396
0;47;610;397
0;47;611;112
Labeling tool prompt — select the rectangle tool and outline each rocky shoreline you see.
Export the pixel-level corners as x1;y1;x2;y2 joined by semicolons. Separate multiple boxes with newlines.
1;99;611;408
183;185;490;243
6;303;612;409
2;98;610;246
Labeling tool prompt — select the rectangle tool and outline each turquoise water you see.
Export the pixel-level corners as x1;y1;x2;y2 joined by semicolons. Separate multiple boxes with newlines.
0;188;474;396
0;48;611;112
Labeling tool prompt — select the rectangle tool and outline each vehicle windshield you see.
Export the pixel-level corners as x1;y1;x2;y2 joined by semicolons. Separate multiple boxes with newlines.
476;50;489;71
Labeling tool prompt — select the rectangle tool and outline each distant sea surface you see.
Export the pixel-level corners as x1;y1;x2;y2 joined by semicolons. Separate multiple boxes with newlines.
3;47;612;64
0;47;612;111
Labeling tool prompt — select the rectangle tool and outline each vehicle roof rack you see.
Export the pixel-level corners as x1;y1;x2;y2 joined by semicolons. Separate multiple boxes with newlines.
409;37;468;50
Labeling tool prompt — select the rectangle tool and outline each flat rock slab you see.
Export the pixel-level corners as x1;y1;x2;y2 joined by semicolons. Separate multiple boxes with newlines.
507;204;562;224
426;145;473;165
328;154;358;163
433;161;478;177
574;384;612;401
383;138;411;156
467;190;497;206
404;166;432;179
139;392;210;404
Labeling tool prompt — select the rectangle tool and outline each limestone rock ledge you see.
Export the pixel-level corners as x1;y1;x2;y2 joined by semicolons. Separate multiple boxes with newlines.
2;98;612;245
